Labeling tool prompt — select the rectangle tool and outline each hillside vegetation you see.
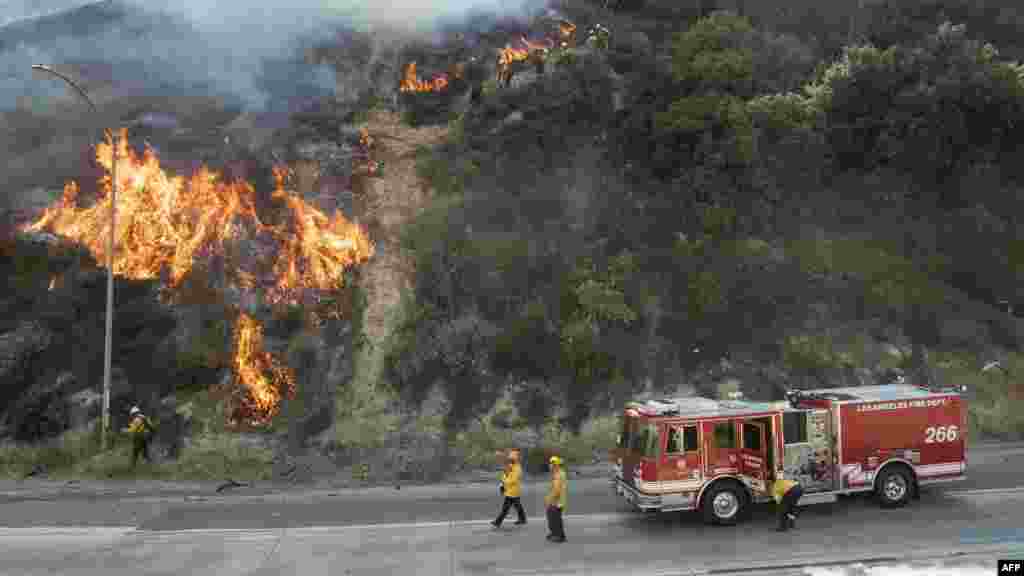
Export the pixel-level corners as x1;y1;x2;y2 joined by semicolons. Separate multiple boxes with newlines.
4;0;1024;483
372;2;1024;473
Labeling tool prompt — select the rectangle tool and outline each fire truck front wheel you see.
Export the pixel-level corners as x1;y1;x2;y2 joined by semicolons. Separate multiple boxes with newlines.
876;466;913;508
701;481;747;526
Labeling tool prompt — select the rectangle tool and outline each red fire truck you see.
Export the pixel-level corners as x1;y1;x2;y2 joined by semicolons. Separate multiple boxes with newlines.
611;384;967;525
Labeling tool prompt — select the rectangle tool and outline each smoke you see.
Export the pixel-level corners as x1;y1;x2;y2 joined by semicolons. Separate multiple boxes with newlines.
0;0;543;115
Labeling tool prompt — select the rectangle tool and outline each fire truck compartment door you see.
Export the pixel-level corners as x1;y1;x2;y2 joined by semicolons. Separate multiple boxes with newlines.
782;409;836;492
739;421;767;492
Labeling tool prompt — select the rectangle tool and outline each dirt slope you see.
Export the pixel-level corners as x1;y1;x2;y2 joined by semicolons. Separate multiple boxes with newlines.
353;109;448;346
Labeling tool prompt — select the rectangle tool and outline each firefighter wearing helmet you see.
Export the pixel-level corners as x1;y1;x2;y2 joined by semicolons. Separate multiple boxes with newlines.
772;473;803;532
122;406;155;467
545;455;568;542
586;24;610;50
492;449;527;528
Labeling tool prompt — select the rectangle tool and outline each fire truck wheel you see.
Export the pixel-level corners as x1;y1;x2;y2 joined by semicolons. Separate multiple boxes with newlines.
701;481;747;525
876;466;912;508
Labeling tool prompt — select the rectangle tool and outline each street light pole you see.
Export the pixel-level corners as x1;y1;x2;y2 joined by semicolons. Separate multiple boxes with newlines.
30;64;117;450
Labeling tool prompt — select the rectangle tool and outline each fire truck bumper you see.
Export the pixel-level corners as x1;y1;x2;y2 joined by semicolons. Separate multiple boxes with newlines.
613;477;662;511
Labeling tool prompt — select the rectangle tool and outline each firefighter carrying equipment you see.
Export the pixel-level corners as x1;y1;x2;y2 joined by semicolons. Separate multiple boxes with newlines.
772;478;798;504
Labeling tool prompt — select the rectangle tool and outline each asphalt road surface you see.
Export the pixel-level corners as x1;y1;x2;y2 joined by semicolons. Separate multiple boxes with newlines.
1;442;1023;575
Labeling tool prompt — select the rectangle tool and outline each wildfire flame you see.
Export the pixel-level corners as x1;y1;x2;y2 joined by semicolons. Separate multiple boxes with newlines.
496;36;553;85
558;20;577;47
22;128;374;423
358;127;373;150
399;62;450;93
232;311;294;419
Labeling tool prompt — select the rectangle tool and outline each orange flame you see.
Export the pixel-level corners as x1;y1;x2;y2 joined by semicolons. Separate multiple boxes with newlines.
496;36;552;85
358;127;373;150
22;128;374;424
558;21;577;47
231;311;294;421
399;62;450;93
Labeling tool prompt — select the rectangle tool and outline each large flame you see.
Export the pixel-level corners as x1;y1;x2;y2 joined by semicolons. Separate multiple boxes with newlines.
496;36;553;85
399;62;450;93
557;20;577;48
231;311;294;421
22;129;374;424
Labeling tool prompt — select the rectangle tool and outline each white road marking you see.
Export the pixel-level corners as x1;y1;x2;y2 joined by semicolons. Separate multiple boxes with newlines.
945;486;1024;496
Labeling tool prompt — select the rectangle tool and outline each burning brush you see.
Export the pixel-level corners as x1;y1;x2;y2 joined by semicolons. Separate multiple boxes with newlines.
21;129;374;425
399;62;450;93
496;36;553;88
557;19;577;48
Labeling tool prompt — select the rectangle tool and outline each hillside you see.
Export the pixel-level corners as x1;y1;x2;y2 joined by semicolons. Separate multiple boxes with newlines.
2;0;1024;484
352;110;449;347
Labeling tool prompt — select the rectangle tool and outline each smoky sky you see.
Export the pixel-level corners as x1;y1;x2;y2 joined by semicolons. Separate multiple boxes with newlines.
0;0;541;114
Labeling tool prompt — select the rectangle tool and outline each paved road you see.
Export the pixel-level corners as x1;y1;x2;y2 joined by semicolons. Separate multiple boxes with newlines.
1;487;1023;575
2;441;1024;530
1;442;1023;575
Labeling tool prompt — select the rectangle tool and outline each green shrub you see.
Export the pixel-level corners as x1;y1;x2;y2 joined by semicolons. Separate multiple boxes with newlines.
0;424;106;478
159;433;274;481
932;351;1024;441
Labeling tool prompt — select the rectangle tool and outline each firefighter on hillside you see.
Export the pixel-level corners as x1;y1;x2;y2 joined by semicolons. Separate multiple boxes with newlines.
772;475;803;532
545;455;568;542
492;449;527;527
123;406;155;467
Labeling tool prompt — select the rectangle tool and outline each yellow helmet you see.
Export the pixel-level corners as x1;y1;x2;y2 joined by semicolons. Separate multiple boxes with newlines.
549;455;563;466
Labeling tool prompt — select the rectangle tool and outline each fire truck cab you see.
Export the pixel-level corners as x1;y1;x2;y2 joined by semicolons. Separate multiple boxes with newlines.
612;384;967;525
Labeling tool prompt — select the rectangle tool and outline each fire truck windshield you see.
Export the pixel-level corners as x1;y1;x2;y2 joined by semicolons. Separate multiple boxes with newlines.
631;422;660;458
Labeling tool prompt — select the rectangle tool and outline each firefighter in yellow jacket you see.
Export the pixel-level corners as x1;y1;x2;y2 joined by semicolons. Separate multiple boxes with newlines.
122;406;155;467
544;455;567;542
492;449;527;527
773;476;803;532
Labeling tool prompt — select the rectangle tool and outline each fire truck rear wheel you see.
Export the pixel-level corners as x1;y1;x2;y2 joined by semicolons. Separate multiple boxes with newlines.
876;466;912;508
701;481;747;525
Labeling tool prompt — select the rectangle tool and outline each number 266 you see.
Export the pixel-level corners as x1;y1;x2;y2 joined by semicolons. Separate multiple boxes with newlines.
924;425;958;443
